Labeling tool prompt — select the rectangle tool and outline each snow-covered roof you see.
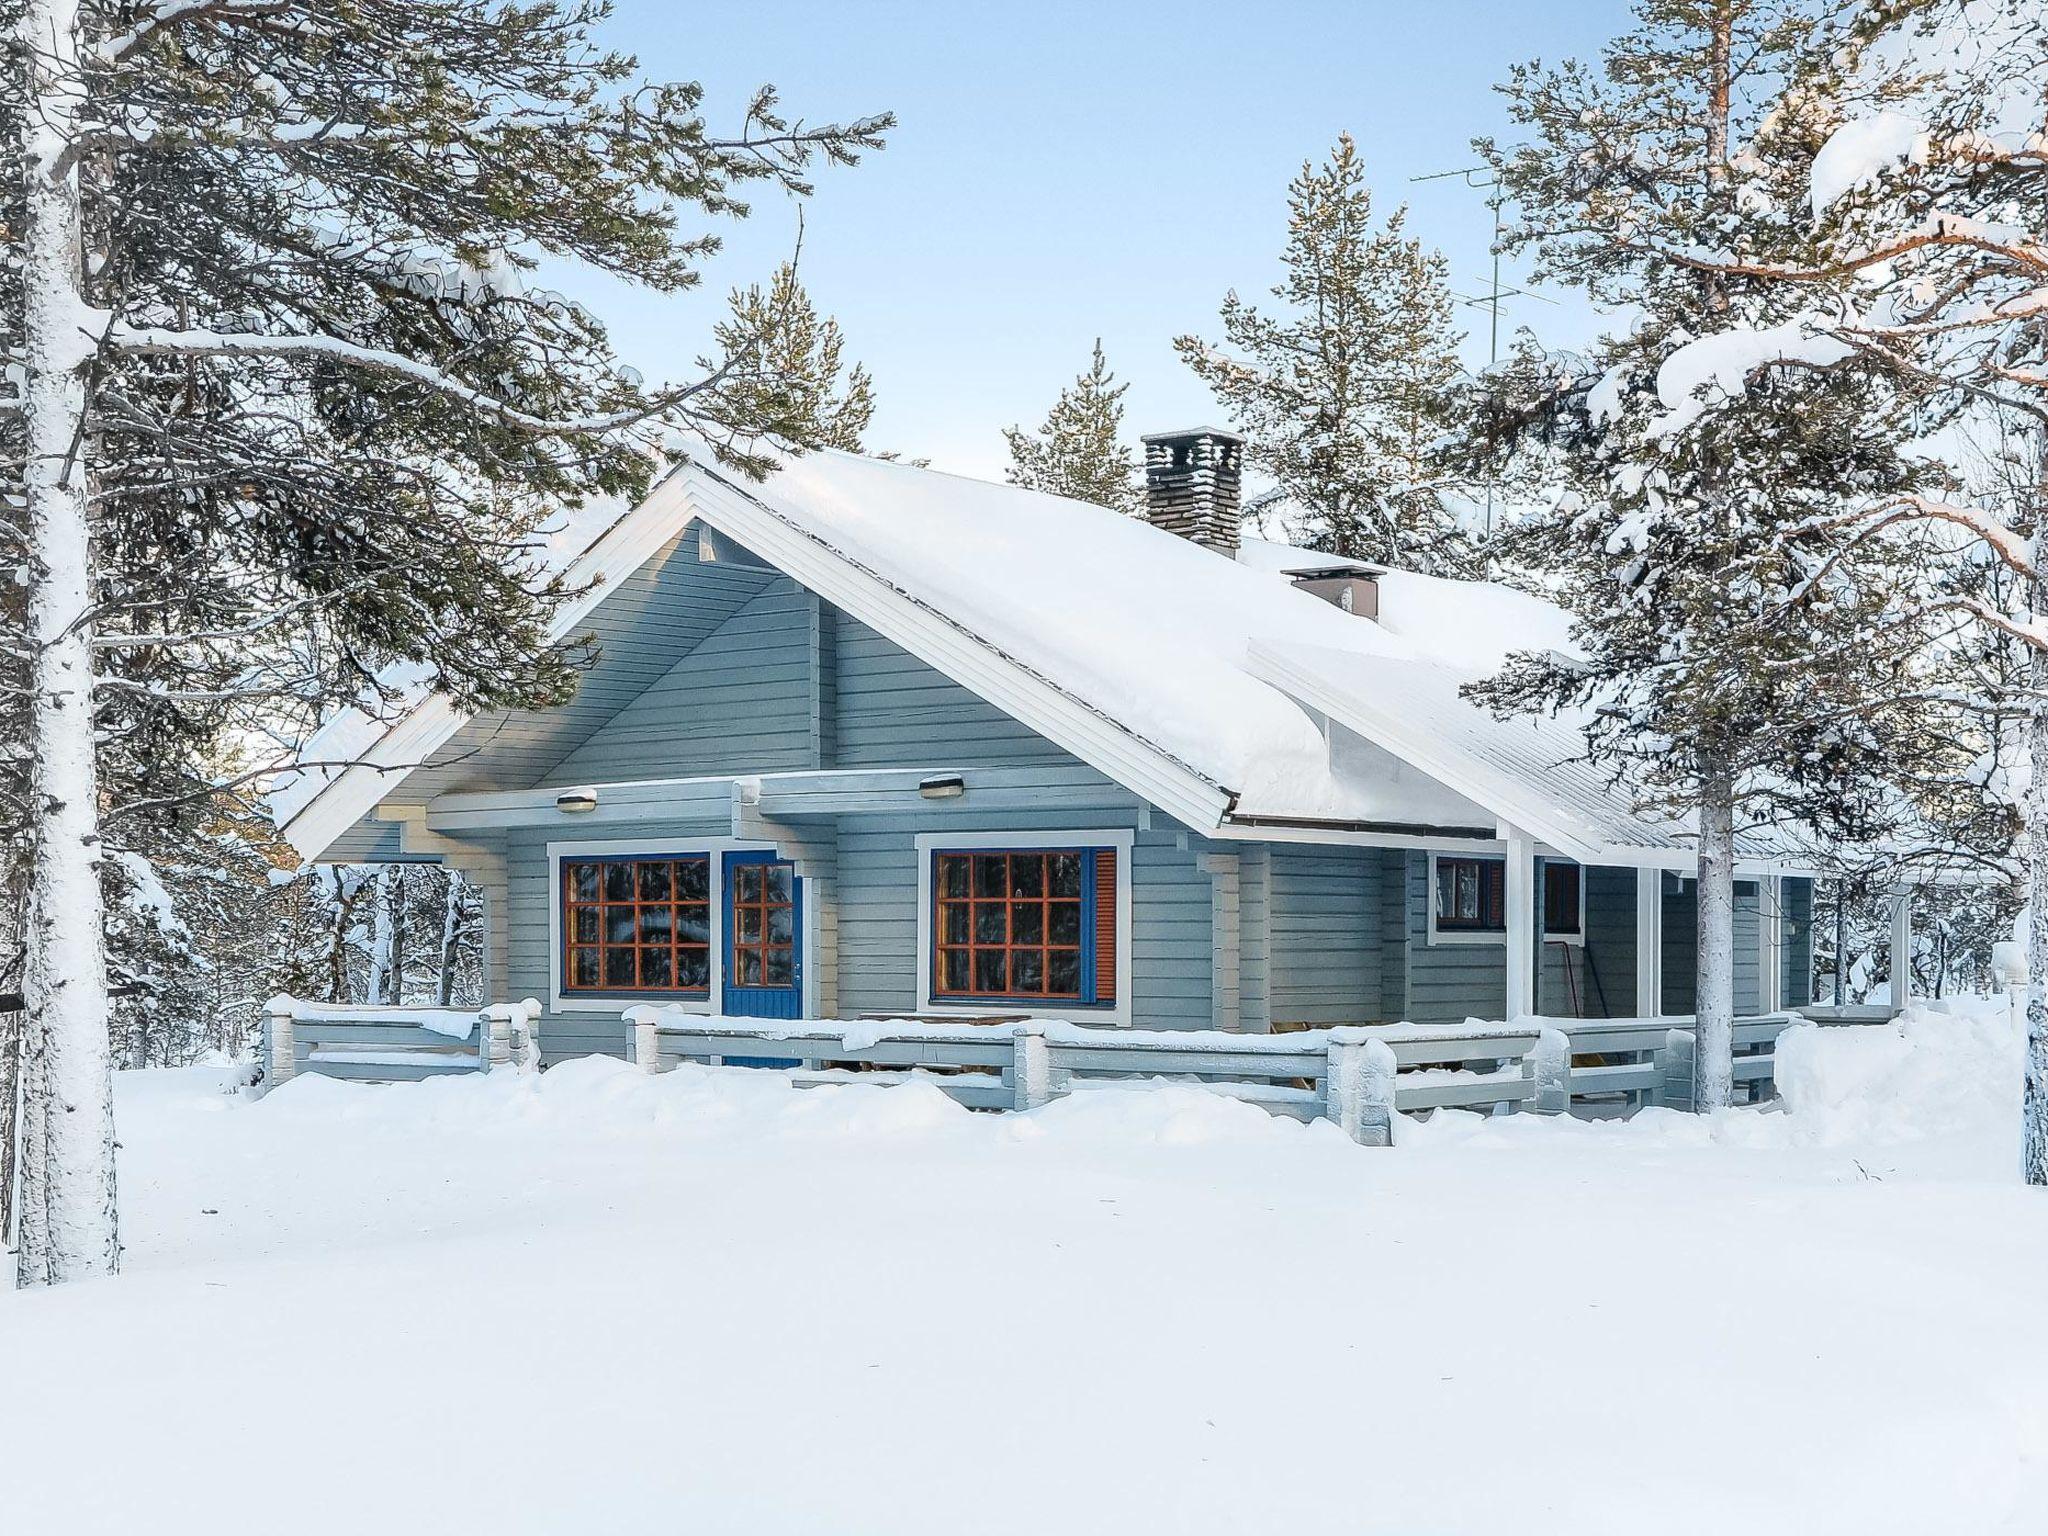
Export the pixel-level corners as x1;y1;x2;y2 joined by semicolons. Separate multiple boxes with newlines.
275;444;1797;868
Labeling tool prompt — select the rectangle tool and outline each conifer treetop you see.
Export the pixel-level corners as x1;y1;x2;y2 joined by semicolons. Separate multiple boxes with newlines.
1002;339;1140;514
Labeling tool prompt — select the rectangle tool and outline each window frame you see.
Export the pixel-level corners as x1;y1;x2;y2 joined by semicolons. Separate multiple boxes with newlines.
559;851;714;999
914;829;1134;1026
547;836;780;1015
1541;859;1586;946
1426;852;1507;946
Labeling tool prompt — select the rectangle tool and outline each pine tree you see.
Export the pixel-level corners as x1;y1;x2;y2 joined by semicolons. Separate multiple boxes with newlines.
1175;134;1466;568
1675;0;2048;1177
1003;341;1140;513
700;260;875;457
1464;0;1938;1106
1;0;889;1284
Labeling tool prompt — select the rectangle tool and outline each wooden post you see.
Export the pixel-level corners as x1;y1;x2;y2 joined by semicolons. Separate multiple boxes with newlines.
1530;1026;1571;1115
483;1008;512;1072
1756;873;1782;1017
1326;1028;1398;1147
1011;1024;1052;1110
1504;829;1536;1020
264;997;297;1088
1890;889;1913;1010
516;998;542;1069
1657;1027;1697;1112
632;1011;661;1073
1636;868;1663;1019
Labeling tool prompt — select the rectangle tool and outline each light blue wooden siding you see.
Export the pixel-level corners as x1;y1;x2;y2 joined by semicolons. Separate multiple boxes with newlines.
1658;876;1763;1015
1538;865;1637;1019
1267;845;1381;1026
1586;867;1640;1017
399;525;779;802
1782;876;1814;1006
543;573;1093;788
832;615;1077;768
1401;852;1507;1025
1376;849;1407;1023
321;819;410;861
1238;846;1271;1032
545;580;818;785
834;809;1211;1029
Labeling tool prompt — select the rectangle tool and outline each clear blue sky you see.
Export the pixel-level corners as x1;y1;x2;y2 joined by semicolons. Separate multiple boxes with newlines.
562;1;1633;479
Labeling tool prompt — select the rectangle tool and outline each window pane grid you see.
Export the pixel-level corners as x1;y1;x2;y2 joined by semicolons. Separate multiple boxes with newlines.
934;851;1084;1000
564;857;710;993
729;862;796;990
1435;856;1505;932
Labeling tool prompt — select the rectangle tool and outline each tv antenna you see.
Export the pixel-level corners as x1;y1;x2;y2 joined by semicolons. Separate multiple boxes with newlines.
1410;164;1555;369
1411;164;1556;535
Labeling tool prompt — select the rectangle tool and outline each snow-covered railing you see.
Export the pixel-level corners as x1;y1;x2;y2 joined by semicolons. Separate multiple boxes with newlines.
627;1009;1579;1146
261;997;541;1087
628;1008;1820;1138
1553;1013;1801;1112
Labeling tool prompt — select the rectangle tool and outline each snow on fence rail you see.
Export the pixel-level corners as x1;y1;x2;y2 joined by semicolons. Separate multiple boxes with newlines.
261;996;541;1086
626;1008;1808;1143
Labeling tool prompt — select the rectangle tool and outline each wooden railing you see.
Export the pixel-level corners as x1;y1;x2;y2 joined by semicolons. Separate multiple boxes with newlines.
260;996;541;1087
628;1008;1816;1145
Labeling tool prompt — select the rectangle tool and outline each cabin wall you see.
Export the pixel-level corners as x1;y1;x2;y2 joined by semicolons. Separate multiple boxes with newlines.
1658;876;1764;1016
545;580;815;785
545;573;1091;789
1266;844;1382;1027
1782;876;1814;1007
834;810;1212;1030
1400;851;1507;1025
1535;865;1639;1021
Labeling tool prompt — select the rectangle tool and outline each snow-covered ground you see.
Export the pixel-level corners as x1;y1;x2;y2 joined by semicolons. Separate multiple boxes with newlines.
4;1001;2044;1535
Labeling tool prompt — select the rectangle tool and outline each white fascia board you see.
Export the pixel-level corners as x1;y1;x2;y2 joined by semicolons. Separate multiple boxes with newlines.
681;465;1235;835
279;469;699;861
1243;640;1612;865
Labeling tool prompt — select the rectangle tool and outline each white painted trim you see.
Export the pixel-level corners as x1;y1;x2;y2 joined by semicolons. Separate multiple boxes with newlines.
1504;828;1537;1020
912;828;1135;1027
544;834;775;1015
1425;850;1507;947
1635;868;1664;1018
1890;888;1913;1007
1757;873;1783;1015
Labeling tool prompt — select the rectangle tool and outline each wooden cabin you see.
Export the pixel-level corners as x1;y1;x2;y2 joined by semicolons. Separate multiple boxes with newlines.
273;428;1815;1061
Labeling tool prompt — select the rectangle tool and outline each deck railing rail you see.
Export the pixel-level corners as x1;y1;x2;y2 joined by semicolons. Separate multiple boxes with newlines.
628;1006;1815;1145
261;996;541;1086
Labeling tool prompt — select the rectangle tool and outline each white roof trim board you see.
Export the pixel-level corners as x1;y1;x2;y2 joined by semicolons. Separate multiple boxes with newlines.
277;445;1767;870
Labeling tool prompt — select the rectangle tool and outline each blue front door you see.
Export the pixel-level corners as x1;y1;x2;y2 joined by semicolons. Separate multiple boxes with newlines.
721;851;803;1021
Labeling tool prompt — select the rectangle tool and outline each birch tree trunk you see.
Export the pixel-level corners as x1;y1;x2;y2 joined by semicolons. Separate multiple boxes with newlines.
437;872;466;1007
324;868;355;1003
366;866;399;1005
1694;760;1737;1111
0;1005;20;1250
16;0;121;1285
2023;468;2048;1187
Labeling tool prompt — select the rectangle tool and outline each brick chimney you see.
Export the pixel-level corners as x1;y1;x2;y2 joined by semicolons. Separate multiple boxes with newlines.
1141;426;1245;554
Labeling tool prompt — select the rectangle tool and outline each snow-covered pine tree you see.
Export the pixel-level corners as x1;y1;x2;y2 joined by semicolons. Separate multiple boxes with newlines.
1175;134;1467;569
1003;341;1140;513
1;0;889;1283
1464;0;1938;1106
1675;0;2048;1177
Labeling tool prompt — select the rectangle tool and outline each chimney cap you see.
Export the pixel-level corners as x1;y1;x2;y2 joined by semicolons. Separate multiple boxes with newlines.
1140;425;1246;446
